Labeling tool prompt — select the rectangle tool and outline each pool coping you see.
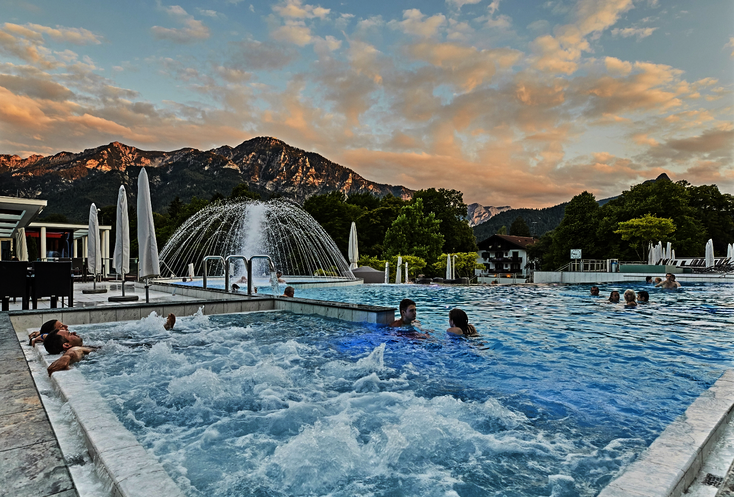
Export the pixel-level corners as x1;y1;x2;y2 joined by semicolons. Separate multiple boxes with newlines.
599;369;734;497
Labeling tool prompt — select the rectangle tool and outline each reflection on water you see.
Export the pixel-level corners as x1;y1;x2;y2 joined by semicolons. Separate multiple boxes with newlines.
75;283;734;496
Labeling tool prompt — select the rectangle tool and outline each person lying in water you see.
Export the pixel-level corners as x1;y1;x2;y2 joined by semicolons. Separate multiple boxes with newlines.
446;308;479;337
41;314;176;375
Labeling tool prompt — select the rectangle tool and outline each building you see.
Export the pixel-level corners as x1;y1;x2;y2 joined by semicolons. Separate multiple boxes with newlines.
0;196;112;275
477;234;537;276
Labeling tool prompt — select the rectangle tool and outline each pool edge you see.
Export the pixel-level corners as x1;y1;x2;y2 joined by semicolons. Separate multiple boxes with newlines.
599;369;734;497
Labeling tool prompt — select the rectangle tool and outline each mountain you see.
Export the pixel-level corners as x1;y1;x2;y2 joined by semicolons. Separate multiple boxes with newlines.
466;203;512;227
472;203;568;241
0;137;412;222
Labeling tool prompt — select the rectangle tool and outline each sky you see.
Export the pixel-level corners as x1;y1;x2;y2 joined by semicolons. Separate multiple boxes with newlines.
0;0;732;208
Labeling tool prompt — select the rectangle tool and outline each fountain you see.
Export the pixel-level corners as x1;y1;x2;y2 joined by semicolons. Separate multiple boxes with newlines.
159;199;356;287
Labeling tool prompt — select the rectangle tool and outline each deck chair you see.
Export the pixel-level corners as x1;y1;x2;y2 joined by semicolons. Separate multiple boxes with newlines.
0;261;29;311
31;261;73;309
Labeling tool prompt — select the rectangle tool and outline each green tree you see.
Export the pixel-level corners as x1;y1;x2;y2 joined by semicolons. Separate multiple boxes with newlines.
357;255;387;271
613;214;676;260
412;188;477;253
510;216;531;236
497;225;507;235
545;191;601;269
687;183;734;254
41;213;69;223
434;252;484;278
354;194;406;257
304;191;364;258
230;183;261;201
383;198;444;262
346;192;381;211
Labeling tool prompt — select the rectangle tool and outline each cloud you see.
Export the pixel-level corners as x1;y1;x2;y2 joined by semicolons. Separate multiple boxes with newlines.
151;5;210;43
271;21;313;46
273;0;330;19
389;9;446;38
229;39;299;70
611;26;657;40
446;0;483;9
23;23;102;44
726;37;734;57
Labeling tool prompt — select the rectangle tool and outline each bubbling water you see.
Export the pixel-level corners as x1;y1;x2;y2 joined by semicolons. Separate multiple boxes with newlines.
159;198;355;280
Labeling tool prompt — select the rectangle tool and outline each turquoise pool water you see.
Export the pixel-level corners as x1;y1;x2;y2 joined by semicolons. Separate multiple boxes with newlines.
75;283;734;496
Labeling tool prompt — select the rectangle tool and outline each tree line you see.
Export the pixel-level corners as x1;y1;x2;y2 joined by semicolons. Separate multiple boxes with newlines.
528;178;734;270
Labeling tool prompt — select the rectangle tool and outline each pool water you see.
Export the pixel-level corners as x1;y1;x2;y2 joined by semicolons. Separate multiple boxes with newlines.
74;283;734;496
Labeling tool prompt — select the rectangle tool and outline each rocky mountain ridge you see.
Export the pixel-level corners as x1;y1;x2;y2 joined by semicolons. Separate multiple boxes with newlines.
0;137;412;222
466;203;512;227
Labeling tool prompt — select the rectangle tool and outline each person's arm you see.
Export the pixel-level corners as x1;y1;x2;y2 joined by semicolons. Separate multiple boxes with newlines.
47;347;94;376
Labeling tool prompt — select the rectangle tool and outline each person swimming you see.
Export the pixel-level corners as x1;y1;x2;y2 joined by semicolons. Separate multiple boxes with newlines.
608;290;620;303
623;289;637;307
447;308;479;336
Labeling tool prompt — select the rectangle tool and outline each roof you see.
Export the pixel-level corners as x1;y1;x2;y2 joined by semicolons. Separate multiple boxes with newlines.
478;234;537;250
0;196;47;238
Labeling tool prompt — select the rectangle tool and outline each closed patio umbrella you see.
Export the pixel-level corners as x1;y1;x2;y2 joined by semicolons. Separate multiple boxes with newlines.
395;256;402;284
15;228;28;261
665;242;672;260
384;261;389;284
647;242;654;265
138;168;160;302
348;222;359;270
110;186;137;301
445;253;452;280
83;203;106;294
705;239;715;268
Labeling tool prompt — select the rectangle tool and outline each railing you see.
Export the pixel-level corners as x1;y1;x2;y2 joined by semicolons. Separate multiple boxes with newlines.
202;256;225;289
555;259;611;272
202;255;276;295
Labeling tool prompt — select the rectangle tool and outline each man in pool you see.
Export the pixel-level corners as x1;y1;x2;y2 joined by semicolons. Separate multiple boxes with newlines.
282;286;294;297
656;273;681;289
42;315;176;375
590;286;600;296
637;290;650;303
390;298;417;327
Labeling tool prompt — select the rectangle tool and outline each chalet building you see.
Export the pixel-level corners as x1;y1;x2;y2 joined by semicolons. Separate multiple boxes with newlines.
477;234;537;276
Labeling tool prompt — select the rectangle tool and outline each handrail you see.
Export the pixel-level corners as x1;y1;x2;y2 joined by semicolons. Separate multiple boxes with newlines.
247;255;275;296
224;255;248;293
202;256;225;289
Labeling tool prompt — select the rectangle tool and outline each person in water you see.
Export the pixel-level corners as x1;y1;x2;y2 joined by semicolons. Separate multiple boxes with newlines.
656;273;681;289
390;298;417;327
623;289;637;307
637;290;649;303
42;315;175;375
608;290;620;303
590;286;600;296
446;308;478;336
645;276;653;284
282;286;295;297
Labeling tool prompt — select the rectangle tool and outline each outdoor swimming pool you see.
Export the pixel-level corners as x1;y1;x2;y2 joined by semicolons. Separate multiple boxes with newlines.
73;283;734;496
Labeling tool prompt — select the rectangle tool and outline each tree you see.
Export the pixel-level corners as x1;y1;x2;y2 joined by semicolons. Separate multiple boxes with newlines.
613;214;676;260
497;226;507;235
230;183;261;201
434;252;484;278
412;188;477;253
544;191;601;269
510;216;531;236
304;191;364;258
383;198;444;262
347;192;381;211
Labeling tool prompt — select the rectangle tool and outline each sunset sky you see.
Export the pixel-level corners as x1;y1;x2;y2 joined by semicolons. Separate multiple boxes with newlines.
1;0;732;208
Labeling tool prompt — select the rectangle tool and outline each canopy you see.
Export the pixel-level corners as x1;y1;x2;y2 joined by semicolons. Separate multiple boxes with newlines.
87;203;101;274
15;227;28;261
705;239;715;268
113;185;130;275
137;168;160;278
348;222;359;270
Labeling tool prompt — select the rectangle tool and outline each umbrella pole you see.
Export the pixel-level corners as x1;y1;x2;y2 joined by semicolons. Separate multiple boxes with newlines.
145;278;150;303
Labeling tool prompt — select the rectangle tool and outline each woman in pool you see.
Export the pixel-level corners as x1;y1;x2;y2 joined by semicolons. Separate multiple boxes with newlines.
623;289;637;307
447;308;479;336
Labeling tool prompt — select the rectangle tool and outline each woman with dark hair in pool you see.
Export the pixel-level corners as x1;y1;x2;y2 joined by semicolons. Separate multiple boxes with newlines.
447;308;479;336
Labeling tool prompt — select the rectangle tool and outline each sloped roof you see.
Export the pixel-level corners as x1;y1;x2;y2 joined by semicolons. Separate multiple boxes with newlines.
478;234;537;250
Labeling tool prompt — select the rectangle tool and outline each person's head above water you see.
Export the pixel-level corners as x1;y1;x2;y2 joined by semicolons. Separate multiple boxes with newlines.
42;320;83;354
399;298;417;323
448;308;477;336
645;276;653;284
283;286;294;297
590;286;599;296
637;290;649;302
608;291;620;303
624;289;636;303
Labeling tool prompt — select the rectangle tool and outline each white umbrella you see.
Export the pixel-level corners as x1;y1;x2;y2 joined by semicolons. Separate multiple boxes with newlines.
405;261;409;282
705;239;715;268
666;242;672;260
452;254;457;279
656;241;663;264
670;249;675;262
728;243;733;260
82;203;106;294
384;261;389;284
113;186;130;275
110;186;137;301
348;222;359;270
88;203;101;276
395;256;402;284
647;242;654;265
138;168;160;279
445;253;452;280
15;227;28;261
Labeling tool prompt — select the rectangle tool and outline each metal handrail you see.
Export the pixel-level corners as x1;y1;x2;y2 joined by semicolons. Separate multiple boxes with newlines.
248;255;275;296
202;256;225;289
224;255;248;293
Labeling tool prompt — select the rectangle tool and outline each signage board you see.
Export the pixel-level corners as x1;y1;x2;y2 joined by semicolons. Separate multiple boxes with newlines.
570;249;582;259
